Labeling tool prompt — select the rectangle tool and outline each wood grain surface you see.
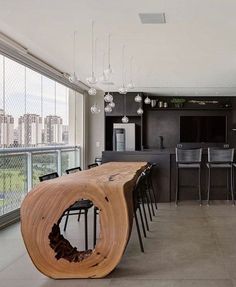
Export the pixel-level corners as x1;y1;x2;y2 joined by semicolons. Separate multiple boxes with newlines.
20;162;147;279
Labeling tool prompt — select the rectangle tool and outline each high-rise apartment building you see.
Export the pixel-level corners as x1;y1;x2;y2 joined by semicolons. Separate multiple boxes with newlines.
44;115;63;144
0;109;14;147
18;114;43;146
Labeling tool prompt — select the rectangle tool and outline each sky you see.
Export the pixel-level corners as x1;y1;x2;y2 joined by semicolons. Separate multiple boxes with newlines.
0;55;69;128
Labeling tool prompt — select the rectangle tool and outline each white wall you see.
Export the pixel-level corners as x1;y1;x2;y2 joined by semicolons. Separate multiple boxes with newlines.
69;90;85;168
85;90;105;166
71;89;105;168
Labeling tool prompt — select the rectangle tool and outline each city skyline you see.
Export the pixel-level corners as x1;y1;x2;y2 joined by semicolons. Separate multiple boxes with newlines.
0;111;68;147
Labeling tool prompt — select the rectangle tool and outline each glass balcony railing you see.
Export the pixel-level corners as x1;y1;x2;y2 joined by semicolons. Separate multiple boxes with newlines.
0;146;80;216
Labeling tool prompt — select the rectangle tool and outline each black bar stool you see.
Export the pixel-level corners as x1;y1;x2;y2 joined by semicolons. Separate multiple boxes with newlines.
88;163;99;248
65;166;94;250
39;170;93;251
175;148;202;206
132;172;148;253
207;148;234;205
88;163;99;169
39;172;59;182
143;163;158;214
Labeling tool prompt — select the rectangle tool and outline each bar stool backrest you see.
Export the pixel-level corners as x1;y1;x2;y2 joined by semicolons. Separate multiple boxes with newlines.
208;148;234;163
39;172;59;182
65;167;82;174
176;148;202;163
133;173;146;209
88;163;98;169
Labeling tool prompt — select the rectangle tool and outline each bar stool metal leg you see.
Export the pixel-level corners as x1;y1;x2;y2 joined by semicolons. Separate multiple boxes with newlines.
140;190;149;231
198;167;202;206
207;167;211;205
93;207;97;248
63;210;70;232
227;169;230;201
77;209;81;222
149;175;158;210
144;189;152;222
134;210;144;253
175;166;179;206
84;209;88;250
138;204;146;238
231;166;235;205
147;186;155;217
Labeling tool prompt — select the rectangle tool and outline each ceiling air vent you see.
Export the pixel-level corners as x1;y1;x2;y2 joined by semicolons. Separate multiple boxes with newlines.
139;13;166;24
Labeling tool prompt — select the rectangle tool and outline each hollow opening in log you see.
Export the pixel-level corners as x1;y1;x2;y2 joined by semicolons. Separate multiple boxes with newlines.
48;199;100;263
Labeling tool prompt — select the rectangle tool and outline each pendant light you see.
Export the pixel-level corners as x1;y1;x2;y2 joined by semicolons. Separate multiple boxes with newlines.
88;87;97;96
104;92;113;103
109;101;115;108
137;107;143;115
134;93;142;103
127;56;134;89
88;21;100;113
90;103;101;114
144;96;151;104
104;34;113;77
87;21;98;86
119;45;127;95
121;93;129;123
69;31;79;83
104;104;112;113
100;52;110;83
122;115;129;123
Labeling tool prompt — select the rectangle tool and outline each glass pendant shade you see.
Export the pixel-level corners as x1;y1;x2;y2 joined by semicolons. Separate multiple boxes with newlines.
134;94;142;103
69;73;79;83
70;31;80;84
104;65;113;76
104;92;113;103
100;71;110;82
90;103;100;114
87;72;98;85
105;104;112;113
121;116;129;123
118;85;127;95
109;101;115;108
144;96;151;104
119;45;127;95
104;34;113;76
127;81;135;89
87;21;98;87
137;107;144;115
88;87;97;96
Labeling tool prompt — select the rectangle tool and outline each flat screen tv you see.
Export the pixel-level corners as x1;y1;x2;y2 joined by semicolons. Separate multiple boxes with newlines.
180;116;227;143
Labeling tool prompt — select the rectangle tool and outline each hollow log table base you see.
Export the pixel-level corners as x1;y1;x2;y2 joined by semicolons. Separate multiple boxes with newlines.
21;162;147;279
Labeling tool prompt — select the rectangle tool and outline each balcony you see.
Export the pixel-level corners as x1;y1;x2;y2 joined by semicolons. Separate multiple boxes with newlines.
0;145;80;218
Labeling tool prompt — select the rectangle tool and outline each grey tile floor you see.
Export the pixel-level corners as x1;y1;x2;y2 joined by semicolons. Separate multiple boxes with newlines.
1;202;236;286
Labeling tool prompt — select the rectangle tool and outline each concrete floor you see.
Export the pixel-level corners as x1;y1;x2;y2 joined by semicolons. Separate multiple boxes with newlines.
1;202;236;286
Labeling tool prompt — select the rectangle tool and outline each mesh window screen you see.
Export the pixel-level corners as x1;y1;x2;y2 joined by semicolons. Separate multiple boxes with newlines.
0;53;81;216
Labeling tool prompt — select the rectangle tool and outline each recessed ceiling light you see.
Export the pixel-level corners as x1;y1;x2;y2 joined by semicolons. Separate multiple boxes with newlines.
139;13;166;24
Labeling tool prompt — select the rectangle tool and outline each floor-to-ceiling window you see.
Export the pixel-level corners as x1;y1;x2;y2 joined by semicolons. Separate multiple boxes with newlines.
0;54;83;217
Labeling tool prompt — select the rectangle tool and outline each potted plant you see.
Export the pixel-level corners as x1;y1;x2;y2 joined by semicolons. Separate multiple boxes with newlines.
170;98;186;108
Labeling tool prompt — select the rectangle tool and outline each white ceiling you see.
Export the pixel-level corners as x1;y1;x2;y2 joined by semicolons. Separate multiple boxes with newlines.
1;0;236;96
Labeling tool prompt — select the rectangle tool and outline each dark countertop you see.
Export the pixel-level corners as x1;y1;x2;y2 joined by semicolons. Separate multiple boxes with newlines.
103;149;175;155
103;147;225;155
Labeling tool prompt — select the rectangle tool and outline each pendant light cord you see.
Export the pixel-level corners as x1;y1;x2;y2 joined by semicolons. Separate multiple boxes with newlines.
122;44;125;87
108;34;111;68
91;21;94;76
130;56;133;82
73;31;76;76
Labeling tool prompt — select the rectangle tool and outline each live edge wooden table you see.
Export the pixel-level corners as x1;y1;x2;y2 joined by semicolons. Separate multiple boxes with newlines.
21;162;147;279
